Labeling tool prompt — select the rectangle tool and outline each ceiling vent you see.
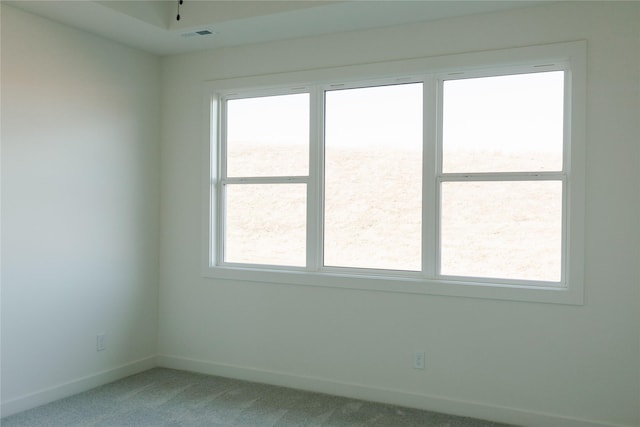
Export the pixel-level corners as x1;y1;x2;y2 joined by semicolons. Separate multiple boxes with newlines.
181;29;215;38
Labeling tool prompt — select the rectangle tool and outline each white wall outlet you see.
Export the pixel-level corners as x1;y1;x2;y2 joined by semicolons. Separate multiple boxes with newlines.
413;351;425;369
97;333;106;352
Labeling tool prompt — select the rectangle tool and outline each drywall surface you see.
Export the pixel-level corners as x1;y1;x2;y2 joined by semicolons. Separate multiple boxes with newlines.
1;4;160;414
158;2;640;426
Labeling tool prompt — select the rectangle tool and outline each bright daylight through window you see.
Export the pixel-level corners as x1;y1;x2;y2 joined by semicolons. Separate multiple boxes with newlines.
205;42;585;303
439;71;565;283
324;83;423;271
224;93;309;267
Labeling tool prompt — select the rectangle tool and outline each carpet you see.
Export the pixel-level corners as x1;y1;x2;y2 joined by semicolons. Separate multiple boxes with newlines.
1;368;516;426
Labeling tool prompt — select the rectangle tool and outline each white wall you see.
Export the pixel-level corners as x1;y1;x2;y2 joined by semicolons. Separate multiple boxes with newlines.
1;4;160;415
158;2;640;427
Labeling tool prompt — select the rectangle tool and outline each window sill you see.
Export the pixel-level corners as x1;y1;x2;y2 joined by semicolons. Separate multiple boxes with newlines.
203;265;583;305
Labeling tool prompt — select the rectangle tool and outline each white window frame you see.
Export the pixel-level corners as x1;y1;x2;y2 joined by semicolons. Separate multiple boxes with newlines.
217;87;313;270
202;41;586;305
435;68;569;285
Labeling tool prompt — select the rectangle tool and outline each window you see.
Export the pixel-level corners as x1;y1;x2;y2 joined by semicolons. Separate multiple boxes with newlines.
439;71;565;283
223;93;309;267
323;83;423;271
204;42;585;304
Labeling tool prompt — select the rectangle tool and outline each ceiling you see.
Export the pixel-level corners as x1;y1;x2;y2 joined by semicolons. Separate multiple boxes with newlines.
6;1;543;56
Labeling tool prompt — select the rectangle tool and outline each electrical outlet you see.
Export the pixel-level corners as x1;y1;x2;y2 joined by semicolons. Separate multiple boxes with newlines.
97;334;106;352
413;351;425;369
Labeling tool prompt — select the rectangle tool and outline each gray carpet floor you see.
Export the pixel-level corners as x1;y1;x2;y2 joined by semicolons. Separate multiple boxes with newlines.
1;368;517;427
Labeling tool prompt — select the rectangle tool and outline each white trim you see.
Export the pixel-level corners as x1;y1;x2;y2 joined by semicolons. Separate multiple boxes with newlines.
204;265;580;305
202;42;584;94
201;89;217;273
307;86;323;271
202;40;586;306
0;356;157;418
423;75;438;278
157;354;631;427
222;176;309;184
439;172;565;181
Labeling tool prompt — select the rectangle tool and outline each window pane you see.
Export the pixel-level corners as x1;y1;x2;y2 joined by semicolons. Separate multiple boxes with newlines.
226;93;309;177
324;83;423;271
225;184;306;266
442;71;564;173
440;181;562;282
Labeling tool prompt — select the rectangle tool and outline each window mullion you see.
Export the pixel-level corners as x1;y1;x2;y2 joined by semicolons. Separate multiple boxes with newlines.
423;75;438;278
307;86;323;272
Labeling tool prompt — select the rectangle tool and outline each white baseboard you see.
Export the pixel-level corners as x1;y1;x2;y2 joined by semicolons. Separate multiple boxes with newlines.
157;354;632;427
1;355;157;418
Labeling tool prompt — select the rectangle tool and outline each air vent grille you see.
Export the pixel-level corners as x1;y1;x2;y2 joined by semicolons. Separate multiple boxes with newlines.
181;29;215;38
